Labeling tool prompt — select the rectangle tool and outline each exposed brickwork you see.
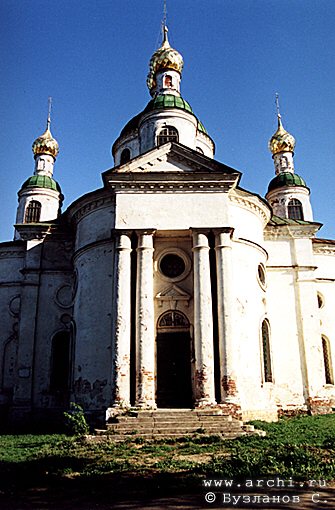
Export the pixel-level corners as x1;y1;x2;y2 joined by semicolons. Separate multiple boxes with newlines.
307;397;333;415
222;376;237;397
218;402;242;420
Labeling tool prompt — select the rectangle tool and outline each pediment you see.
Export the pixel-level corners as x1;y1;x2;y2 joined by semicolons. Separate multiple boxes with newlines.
103;142;240;177
102;142;240;192
156;284;191;308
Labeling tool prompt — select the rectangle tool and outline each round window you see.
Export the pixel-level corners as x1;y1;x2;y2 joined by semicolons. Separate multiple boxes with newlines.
159;254;186;279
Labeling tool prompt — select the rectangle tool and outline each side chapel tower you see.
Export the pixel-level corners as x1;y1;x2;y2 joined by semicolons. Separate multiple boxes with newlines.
15;106;63;240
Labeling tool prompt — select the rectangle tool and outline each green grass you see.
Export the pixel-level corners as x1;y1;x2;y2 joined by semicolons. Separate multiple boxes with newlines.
0;415;334;507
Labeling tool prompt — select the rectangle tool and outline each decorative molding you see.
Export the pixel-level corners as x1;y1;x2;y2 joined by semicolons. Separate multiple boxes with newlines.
265;224;320;240
72;195;114;223
0;250;25;259
229;194;270;224
14;223;53;241
313;245;335;256
107;173;237;193
55;284;73;309
156;284;191;308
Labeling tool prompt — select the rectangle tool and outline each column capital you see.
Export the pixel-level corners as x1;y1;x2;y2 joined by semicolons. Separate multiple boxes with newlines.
212;227;234;237
115;232;132;251
189;227;211;234
214;228;235;249
135;229;156;235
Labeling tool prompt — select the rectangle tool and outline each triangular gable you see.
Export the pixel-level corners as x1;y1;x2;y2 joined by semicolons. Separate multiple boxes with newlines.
156;284;191;308
102;142;240;183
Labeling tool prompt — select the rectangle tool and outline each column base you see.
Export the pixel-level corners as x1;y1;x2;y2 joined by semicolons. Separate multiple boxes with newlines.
195;398;217;408
135;400;157;410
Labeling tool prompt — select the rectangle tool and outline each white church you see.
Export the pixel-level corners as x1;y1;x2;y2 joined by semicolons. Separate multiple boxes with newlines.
1;25;334;429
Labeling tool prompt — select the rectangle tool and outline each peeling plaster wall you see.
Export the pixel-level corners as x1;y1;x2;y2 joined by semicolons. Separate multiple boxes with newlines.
33;271;73;409
0;246;24;401
72;242;115;411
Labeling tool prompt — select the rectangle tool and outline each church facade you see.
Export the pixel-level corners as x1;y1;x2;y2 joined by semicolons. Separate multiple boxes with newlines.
1;26;335;429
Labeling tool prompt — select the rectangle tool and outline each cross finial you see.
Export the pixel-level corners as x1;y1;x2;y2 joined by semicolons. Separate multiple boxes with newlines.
163;0;167;27
275;92;281;119
47;96;52;130
161;0;169;44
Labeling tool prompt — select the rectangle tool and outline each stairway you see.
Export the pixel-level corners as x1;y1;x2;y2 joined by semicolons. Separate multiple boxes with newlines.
95;408;259;441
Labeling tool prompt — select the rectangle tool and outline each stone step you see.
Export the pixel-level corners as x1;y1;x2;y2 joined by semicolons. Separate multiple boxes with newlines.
107;420;243;430
106;424;244;435
111;420;238;429
113;416;235;425
94;430;247;441
114;414;238;423
126;409;227;418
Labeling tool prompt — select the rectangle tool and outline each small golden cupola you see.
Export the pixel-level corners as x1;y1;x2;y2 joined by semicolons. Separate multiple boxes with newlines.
269;113;296;156
147;25;184;97
32;114;59;160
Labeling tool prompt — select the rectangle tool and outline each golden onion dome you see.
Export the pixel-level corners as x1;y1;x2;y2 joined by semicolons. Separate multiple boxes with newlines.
269;115;296;155
147;26;183;94
32;121;59;159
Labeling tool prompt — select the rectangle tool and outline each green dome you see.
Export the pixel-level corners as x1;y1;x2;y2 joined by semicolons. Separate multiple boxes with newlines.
21;175;62;193
119;94;208;137
267;172;307;193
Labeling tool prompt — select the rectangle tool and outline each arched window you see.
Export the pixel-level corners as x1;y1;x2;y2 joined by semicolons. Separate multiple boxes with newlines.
196;146;204;154
157;126;179;145
158;311;189;330
261;320;273;382
164;75;173;88
287;198;304;220
322;336;334;385
120;148;131;165
50;331;71;394
25;200;41;223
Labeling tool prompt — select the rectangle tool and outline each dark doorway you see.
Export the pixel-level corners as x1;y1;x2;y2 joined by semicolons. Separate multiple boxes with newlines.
50;331;71;405
156;330;193;408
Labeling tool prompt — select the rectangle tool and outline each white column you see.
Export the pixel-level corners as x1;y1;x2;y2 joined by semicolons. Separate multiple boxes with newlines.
215;228;239;403
135;230;156;408
112;232;132;407
192;230;216;406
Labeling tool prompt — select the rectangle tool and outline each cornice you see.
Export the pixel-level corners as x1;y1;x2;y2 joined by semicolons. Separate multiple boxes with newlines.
14;223;53;241
108;173;238;193
313;245;335;256
68;192;114;224
0;249;25;259
229;192;271;225
265;223;320;240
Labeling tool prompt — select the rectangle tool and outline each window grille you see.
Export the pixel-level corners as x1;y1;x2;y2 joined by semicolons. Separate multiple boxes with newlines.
287;198;304;220
158;311;189;329
25;201;41;223
157;126;179;145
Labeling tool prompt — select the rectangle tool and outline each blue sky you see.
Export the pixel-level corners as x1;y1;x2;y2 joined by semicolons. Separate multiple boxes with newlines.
1;0;335;242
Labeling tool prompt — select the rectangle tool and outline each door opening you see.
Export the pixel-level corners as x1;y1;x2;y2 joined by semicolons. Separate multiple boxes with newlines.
156;311;193;408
